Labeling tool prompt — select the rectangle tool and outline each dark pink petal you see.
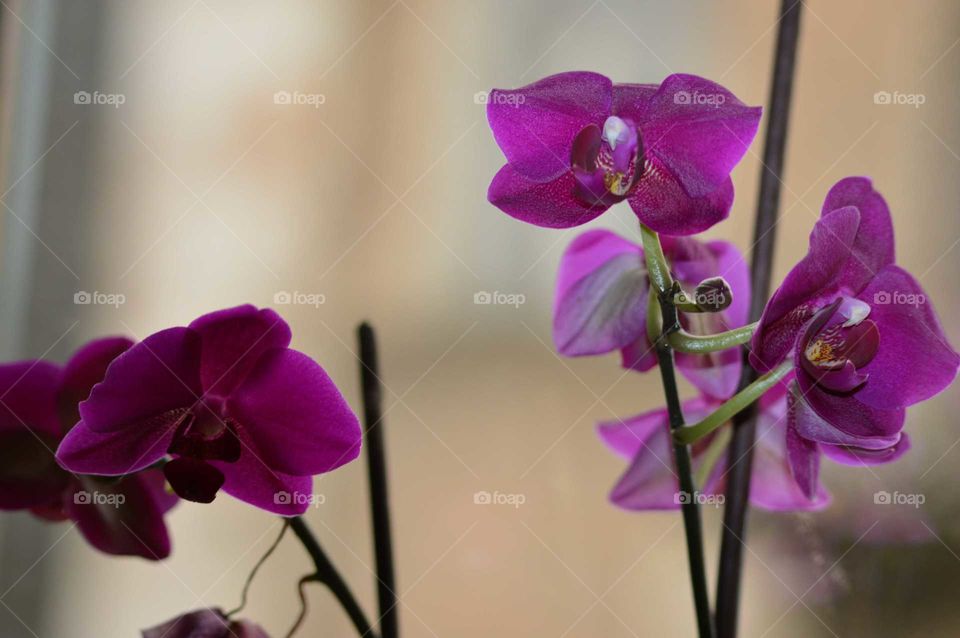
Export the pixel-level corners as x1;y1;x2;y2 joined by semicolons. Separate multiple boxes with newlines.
142;608;269;638
188;305;292;398
553;229;648;356
610;83;658;122
741;388;829;511
0;361;62;437
57;337;133;433
69;470;177;560
785;420;820;500
602;398;714;511
163;458;224;504
751;206;861;371
641;74;761;198
796;370;905;441
854;266;960;409
676;311;743;401
80;327;202;434
211;424;313;516
0;429;69;509
487;71;612;182
226;349;361;477
820;177;895;292
620;336;658;372
627;164;734;236
789;381;901;449
488;164;610;228
57;418;178;475
821;433;911;466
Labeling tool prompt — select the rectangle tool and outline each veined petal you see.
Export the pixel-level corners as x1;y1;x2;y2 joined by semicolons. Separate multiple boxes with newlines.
58;337;133;433
553;230;648;356
57;418;177;476
642;74;761;198
821;433;911;466
188;305;292;398
226;349;361;477
627;163;734;236
821;177;895;291
488;164;610;228
855;266;960;409
487;72;612;182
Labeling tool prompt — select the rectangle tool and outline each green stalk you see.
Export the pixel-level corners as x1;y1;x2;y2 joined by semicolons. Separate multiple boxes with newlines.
668;323;758;354
674;361;793;446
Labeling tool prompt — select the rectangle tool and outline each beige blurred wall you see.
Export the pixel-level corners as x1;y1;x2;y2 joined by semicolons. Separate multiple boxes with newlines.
1;1;958;636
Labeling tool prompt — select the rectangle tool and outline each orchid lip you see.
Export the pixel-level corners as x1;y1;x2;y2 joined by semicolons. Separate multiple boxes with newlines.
799;298;880;393
570;117;643;205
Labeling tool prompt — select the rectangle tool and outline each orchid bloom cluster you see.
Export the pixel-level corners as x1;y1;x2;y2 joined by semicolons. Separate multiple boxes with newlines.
0;304;362;636
487;71;959;512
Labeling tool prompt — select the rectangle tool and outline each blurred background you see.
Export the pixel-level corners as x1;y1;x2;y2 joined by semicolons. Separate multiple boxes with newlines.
0;0;957;636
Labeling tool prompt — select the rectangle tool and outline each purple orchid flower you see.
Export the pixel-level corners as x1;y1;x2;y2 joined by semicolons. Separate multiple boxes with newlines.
56;305;362;516
553;228;750;400
599;382;829;511
751;177;960;497
142;608;269;638
0;337;177;560
486;72;761;235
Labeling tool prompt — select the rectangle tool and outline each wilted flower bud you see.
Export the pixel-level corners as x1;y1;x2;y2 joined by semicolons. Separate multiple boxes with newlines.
694;276;733;312
142;608;270;638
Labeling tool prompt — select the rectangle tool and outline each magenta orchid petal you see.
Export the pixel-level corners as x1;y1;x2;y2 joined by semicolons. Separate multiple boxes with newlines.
619;336;658;372
0;361;62;438
226;348;362;476
188;304;292;398
706;240;751;329
789;379;902;449
627;169;734;236
751;206;861;371
57;418;177;475
552;229;648;356
69;470;175;560
610;83;658;122
785;420;820;501
487;71;612;182
142;608;271;638
820;177;895;291
821;433;911;466
641;73;762;198
79;327;202;434
488;164;610;228
853;266;960;409
58;337;133;433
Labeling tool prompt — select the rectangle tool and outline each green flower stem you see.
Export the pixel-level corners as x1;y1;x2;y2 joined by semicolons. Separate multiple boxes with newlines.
641;224;715;638
674;361;793;446
694;426;732;490
639;223;672;294
667;322;759;354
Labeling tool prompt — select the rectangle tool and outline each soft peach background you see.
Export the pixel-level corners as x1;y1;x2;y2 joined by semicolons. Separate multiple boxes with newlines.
1;1;959;636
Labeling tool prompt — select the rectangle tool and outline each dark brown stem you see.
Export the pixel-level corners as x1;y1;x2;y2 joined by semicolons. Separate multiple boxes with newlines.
358;323;399;638
715;1;803;636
